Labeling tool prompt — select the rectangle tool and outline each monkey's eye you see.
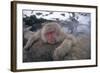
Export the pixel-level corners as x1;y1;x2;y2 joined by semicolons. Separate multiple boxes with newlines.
45;31;55;38
48;31;54;34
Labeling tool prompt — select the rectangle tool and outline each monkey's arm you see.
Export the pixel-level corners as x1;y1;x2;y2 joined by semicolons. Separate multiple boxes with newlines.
53;33;77;60
53;38;73;60
24;31;40;50
66;33;77;44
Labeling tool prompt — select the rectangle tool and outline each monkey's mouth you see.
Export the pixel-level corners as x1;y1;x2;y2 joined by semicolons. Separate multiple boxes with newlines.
47;40;56;44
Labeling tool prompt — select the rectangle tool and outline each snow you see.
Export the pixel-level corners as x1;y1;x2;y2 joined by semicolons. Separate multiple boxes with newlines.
23;10;70;20
23;10;91;35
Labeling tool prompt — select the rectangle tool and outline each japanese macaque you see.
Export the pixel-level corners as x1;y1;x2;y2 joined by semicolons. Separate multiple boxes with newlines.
24;22;90;61
24;22;76;51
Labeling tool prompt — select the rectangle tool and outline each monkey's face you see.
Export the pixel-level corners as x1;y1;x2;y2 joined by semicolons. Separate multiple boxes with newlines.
41;22;62;44
45;30;57;44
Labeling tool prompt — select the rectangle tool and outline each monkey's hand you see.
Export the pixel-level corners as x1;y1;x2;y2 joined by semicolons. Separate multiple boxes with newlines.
53;39;73;60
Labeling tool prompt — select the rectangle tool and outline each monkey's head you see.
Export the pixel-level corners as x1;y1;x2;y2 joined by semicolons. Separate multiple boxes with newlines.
41;22;64;44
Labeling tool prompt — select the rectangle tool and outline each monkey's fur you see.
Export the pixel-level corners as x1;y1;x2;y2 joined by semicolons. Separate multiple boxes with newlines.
53;34;90;60
23;22;90;62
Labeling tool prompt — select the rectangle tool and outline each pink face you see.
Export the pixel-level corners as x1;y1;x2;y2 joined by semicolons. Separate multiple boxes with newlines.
45;31;56;44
